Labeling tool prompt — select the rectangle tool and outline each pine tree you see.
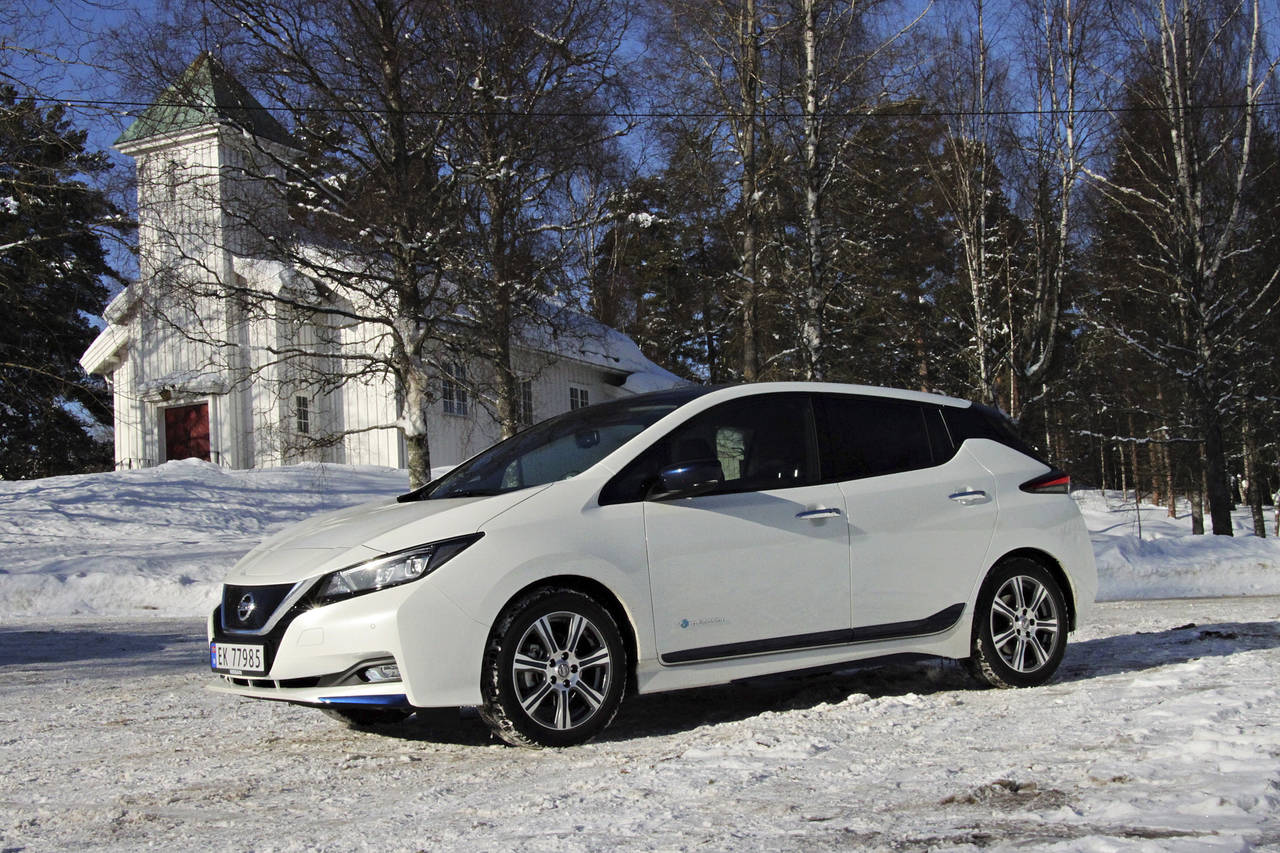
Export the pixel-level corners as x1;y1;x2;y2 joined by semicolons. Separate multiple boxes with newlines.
591;132;738;383
0;86;126;478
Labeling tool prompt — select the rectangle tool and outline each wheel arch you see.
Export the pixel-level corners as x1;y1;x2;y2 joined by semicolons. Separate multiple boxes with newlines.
491;575;640;695
988;548;1078;632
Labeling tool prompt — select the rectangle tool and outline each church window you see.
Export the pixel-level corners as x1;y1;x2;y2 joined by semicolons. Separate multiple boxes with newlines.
443;362;468;416
296;395;310;434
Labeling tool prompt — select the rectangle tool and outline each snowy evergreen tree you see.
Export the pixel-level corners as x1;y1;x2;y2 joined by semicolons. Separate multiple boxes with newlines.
591;135;738;383
0;86;125;478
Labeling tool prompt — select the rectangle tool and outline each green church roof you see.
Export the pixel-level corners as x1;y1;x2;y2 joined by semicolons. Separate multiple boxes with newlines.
116;52;294;149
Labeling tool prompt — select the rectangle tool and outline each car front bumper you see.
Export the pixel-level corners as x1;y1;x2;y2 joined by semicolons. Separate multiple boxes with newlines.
207;576;490;709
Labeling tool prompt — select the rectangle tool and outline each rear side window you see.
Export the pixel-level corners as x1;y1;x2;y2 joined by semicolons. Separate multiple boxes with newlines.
942;404;1046;464
814;395;947;480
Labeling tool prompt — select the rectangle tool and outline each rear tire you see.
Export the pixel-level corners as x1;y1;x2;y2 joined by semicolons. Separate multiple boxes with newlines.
967;559;1067;688
479;588;626;748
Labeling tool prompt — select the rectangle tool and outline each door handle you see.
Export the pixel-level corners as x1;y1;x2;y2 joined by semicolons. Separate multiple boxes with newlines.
796;507;843;519
948;489;990;505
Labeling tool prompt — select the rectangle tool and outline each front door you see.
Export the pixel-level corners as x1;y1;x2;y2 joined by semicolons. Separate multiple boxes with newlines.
639;394;852;663
164;403;210;461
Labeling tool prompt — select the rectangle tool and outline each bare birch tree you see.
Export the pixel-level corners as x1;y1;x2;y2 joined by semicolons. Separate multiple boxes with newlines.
1003;0;1101;423
928;0;1009;407
1086;0;1278;534
786;0;931;380
434;0;635;440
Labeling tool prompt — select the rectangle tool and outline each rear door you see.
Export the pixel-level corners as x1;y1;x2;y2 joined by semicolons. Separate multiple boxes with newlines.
814;395;997;633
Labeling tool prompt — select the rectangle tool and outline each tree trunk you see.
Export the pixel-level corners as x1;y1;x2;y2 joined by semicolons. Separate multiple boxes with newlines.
1191;443;1205;535
1157;390;1176;516
405;432;431;489
799;0;825;380
1148;439;1162;508
492;282;520;440
1243;412;1265;537
1202;403;1234;536
739;0;761;381
1099;437;1109;492
1127;414;1141;505
398;345;434;489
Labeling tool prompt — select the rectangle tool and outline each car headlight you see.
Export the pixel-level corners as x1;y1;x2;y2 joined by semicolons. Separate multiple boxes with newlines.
313;534;483;605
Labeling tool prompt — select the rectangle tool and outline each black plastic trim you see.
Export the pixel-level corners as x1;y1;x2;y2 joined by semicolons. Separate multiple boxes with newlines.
210;601;310;676
321;656;400;688
220;579;315;635
659;603;966;664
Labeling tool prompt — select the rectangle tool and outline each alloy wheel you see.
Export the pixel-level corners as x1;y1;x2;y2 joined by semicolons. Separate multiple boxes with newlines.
988;574;1061;673
510;610;614;731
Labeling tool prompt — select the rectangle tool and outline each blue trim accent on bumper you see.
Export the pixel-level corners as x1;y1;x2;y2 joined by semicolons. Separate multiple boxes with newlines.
318;694;410;707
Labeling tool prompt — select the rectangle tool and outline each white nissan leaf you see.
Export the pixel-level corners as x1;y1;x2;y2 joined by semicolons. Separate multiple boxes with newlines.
209;382;1097;747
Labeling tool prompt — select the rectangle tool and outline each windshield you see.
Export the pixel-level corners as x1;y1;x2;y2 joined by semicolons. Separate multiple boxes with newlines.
409;387;710;500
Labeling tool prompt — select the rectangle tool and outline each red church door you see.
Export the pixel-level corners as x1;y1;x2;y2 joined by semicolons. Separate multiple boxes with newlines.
164;403;211;462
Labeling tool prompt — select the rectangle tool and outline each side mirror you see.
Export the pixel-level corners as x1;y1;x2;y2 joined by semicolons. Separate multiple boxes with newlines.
650;459;724;500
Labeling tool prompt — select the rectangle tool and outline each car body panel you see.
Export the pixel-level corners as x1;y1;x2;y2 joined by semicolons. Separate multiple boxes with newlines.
644;482;852;659
841;446;999;629
632;614;973;695
224;490;544;584
963;439;1098;625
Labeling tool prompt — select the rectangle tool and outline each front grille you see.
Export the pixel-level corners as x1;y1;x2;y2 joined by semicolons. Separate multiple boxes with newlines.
222;582;298;632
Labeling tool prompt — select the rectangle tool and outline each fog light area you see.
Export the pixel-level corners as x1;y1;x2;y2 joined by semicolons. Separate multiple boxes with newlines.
360;663;401;683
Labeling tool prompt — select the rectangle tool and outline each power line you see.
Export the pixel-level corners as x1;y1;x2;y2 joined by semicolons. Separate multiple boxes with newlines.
25;95;1280;123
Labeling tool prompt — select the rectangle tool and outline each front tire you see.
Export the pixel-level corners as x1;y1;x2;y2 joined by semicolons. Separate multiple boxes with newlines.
967;559;1067;688
480;588;627;748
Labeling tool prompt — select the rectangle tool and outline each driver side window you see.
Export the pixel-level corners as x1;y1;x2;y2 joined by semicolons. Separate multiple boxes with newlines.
599;394;817;504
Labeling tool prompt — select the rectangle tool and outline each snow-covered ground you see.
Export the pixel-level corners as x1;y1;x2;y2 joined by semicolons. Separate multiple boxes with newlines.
1079;491;1280;601
1;462;1279;850
2;598;1278;850
2;460;1279;618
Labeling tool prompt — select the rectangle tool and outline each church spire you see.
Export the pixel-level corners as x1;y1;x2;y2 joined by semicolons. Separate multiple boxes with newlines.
116;53;293;151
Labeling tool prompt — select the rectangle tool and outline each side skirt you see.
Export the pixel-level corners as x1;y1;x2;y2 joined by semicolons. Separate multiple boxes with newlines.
659;603;966;665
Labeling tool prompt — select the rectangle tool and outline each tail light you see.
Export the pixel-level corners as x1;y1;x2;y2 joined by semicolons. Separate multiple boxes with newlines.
1021;469;1070;494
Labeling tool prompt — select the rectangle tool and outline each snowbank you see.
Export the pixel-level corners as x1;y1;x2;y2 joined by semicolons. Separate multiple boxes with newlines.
2;461;1278;617
1078;490;1280;601
0;460;407;619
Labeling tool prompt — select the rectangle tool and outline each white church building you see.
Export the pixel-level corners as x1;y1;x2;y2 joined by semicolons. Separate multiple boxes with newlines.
80;54;681;472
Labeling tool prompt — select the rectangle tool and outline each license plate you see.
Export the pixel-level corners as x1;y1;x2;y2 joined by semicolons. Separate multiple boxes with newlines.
210;642;265;675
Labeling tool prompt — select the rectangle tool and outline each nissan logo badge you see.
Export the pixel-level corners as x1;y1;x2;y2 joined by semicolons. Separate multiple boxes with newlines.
237;593;257;623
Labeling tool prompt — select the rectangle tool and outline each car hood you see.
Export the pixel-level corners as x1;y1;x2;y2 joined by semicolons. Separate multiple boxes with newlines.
226;487;545;585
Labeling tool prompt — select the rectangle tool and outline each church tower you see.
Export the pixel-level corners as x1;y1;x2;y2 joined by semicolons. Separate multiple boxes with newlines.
116;52;295;277
83;54;298;469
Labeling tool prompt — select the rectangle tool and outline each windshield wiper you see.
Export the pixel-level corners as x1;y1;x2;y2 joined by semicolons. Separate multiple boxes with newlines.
434;488;504;499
